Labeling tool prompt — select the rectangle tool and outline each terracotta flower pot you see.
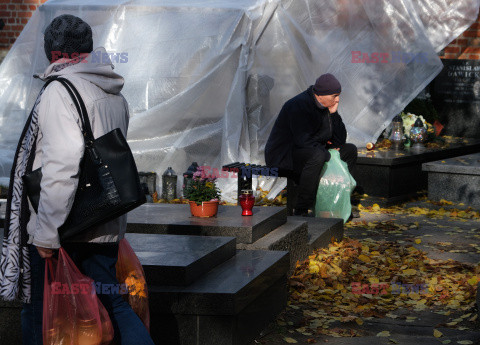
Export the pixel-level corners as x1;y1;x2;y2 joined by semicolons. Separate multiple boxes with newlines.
189;200;219;217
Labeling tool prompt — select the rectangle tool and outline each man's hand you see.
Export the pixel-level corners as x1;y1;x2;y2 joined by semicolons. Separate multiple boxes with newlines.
36;246;55;259
328;102;339;114
327;141;340;151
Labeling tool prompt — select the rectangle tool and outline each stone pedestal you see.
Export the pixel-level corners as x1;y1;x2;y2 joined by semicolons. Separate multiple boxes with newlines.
423;153;480;206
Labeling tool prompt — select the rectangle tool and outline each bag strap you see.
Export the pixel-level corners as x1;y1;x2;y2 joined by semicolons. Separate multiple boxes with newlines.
53;77;95;143
48;77;103;164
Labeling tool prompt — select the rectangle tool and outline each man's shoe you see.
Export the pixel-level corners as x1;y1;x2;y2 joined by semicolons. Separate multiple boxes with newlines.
293;208;315;217
351;206;360;218
293;208;307;216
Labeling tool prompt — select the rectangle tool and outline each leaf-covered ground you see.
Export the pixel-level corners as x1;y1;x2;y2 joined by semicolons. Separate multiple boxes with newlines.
251;195;480;345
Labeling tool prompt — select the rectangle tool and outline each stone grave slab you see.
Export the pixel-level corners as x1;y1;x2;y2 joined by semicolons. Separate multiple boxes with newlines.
127;204;287;244
0;228;289;345
151;276;287;345
237;219;309;275
355;138;480;205
148;250;289;345
423;153;480;206
290;216;344;250
125;233;236;286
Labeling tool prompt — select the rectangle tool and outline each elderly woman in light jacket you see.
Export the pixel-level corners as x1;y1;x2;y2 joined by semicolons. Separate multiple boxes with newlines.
1;15;154;345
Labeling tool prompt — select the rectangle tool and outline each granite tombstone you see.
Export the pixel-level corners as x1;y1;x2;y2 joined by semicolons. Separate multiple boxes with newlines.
432;59;480;138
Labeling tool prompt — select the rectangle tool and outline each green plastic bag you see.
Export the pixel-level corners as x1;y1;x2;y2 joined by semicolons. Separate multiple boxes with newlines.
315;149;356;223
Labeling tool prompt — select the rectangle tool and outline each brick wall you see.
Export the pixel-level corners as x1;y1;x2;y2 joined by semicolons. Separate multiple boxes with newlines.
0;0;47;49
440;11;480;60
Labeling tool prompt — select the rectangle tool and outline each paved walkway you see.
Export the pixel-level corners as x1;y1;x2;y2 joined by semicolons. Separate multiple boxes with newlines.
250;194;480;345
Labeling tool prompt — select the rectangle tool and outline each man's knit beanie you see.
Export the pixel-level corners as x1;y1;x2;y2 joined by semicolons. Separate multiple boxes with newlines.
44;14;93;63
313;73;342;95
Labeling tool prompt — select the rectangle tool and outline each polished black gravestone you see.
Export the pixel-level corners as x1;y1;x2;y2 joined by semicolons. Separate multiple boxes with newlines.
127;204;287;244
148;250;289;345
124;233;236;286
423;153;480;206
0;230;289;345
431;59;480;139
355;138;480;205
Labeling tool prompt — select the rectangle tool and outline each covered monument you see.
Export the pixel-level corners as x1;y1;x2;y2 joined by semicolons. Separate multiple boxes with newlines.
0;0;478;199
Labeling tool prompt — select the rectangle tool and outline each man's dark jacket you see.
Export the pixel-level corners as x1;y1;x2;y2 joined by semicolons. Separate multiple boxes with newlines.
265;86;347;170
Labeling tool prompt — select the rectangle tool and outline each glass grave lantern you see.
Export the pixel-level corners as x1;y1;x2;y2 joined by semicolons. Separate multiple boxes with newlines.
410;118;427;149
389;115;404;150
182;162;198;199
162;167;177;201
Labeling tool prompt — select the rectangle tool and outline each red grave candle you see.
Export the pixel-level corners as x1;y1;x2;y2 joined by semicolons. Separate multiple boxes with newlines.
239;189;255;216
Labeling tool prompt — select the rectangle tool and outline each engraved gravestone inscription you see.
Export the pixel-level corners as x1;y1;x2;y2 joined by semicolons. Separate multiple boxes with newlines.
432;59;480;138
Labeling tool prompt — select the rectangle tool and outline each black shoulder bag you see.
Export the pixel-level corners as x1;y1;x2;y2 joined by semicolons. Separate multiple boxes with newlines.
23;77;146;241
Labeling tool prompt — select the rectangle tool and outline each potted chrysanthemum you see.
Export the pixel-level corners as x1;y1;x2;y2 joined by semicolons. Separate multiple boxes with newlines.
185;167;221;217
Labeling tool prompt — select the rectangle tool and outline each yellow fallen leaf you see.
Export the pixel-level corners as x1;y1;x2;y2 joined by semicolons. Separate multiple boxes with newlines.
467;276;478;286
284;337;298;343
309;263;319;274
442;341;451;344
414;239;422;244
358;254;371;263
330;263;342;275
355;318;364;325
377;331;390;337
434;329;443;338
403;268;417;275
372;204;381;211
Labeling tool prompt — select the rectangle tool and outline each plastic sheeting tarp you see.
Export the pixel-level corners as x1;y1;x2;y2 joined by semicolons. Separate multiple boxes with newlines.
0;0;478;199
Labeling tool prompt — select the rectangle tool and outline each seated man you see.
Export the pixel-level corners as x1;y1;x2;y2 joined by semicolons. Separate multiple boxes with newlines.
265;73;358;217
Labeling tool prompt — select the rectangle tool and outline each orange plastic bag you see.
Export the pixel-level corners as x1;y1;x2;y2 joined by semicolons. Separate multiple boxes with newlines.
43;248;114;345
116;239;150;331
